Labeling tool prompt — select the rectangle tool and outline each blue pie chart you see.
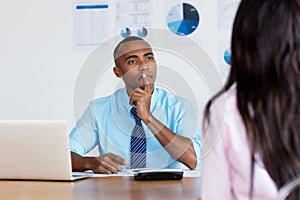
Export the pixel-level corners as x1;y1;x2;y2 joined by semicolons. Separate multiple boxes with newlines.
224;48;231;65
167;3;200;36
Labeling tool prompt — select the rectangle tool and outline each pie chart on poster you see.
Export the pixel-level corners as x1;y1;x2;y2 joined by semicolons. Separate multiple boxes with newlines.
167;3;200;36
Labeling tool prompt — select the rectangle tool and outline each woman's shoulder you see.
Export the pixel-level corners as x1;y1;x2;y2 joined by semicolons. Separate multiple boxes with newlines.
213;86;238;113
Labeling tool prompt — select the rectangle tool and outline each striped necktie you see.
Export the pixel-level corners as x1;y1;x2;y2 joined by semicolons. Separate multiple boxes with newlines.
130;107;146;169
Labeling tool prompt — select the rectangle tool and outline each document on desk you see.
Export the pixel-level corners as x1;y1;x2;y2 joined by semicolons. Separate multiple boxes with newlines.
73;169;201;177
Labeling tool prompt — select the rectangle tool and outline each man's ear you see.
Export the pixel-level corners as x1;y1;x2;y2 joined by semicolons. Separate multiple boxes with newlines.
113;66;123;78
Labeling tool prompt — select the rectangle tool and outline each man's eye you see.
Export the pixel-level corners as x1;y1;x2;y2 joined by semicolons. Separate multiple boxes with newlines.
128;60;137;64
146;56;154;61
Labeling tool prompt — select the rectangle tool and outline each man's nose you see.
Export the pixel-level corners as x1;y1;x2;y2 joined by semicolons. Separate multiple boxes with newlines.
138;63;149;71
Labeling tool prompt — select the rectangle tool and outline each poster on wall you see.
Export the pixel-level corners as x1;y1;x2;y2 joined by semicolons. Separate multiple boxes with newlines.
166;2;200;36
217;0;240;81
73;0;110;50
164;0;204;46
217;0;240;31
73;0;205;50
219;39;231;81
115;0;157;38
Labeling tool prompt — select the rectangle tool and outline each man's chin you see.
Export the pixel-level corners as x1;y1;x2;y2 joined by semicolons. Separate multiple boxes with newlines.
139;85;145;90
137;83;154;91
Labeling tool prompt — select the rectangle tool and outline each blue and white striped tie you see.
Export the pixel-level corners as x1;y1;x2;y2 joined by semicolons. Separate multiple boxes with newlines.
130;107;146;169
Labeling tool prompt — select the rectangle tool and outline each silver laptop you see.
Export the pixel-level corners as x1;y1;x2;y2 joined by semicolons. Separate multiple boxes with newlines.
0;120;88;181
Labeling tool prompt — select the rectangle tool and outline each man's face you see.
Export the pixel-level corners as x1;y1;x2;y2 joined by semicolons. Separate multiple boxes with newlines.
114;40;157;94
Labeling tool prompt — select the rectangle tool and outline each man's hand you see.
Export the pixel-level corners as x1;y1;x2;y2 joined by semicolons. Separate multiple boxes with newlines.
129;75;153;124
71;152;128;174
129;74;197;169
89;153;128;174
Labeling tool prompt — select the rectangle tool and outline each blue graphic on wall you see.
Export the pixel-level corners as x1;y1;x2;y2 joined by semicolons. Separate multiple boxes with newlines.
121;27;131;38
224;48;231;65
167;3;200;36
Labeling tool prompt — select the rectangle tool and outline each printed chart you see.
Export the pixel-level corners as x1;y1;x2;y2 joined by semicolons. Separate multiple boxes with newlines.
224;48;231;65
167;3;200;36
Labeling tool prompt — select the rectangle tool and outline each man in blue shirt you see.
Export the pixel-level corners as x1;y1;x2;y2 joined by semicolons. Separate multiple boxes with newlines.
70;36;201;174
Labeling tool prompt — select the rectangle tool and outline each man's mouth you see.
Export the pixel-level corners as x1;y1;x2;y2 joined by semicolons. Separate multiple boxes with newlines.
139;74;153;90
137;74;153;81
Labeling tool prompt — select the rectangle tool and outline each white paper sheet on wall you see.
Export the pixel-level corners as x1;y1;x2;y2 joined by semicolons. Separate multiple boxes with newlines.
115;0;154;38
217;0;240;31
73;0;110;50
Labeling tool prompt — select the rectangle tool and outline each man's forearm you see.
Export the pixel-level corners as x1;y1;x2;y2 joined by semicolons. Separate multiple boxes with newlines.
145;115;197;169
70;152;92;172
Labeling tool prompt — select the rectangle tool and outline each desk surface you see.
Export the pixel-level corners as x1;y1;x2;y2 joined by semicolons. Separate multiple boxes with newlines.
0;176;201;200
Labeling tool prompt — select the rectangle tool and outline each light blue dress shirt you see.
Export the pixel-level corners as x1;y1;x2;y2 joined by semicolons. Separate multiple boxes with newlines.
69;87;201;169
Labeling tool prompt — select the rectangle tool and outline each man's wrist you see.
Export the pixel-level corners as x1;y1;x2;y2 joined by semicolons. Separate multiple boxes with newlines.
83;157;95;171
144;114;153;125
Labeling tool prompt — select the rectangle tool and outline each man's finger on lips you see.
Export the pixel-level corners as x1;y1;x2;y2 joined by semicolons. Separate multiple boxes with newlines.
142;74;151;93
144;83;151;93
142;73;148;83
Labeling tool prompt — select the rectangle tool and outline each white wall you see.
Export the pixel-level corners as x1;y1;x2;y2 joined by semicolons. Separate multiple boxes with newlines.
0;1;89;131
0;0;234;132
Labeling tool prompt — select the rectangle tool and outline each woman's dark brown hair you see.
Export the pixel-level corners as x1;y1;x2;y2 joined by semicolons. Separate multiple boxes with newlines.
204;0;300;198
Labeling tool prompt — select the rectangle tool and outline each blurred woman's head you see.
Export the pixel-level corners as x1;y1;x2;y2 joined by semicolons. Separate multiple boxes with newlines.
232;0;300;196
206;0;300;198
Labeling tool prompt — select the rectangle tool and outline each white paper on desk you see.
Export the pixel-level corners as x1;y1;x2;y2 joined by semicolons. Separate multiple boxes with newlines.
73;170;133;177
73;169;201;177
183;169;201;177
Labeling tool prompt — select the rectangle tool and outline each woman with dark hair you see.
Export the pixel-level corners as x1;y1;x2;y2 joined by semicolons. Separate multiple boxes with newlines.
201;0;300;199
